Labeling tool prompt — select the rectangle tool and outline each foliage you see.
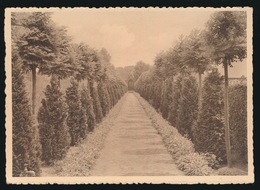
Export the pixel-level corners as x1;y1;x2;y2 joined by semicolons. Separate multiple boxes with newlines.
159;78;174;119
135;93;215;175
73;43;98;81
204;12;247;167
132;60;150;81
199;152;220;169
65;78;83;145
229;84;247;163
12;11;128;174
90;82;104;123
176;75;198;139
116;65;135;82
40;26;75;79
181;30;210;75
98;81;111;117
12;62;41;176
38;76;70;165
176;153;214;176
204;11;247;64
81;84;96;133
54;94;126;176
167;75;183;127
193;69;226;162
17;12;56;72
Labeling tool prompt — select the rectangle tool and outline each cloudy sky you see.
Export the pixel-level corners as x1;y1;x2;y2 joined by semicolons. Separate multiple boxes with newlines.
51;8;248;77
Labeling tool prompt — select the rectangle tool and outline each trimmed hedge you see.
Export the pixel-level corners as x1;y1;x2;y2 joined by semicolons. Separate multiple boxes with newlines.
135;93;215;176
66;78;83;146
176;153;214;175
38;76;71;165
193;69;226;162
12;62;42;176
54;94;126;176
229;84;247;164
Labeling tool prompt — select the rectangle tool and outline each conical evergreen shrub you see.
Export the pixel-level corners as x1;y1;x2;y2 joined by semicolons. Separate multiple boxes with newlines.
38;76;70;165
229;84;247;163
168;75;183;127
98;81;111;116
177;75;199;139
160;78;174;119
81;83;96;133
90;81;103;123
193;69;225;162
65;78;82;145
12;62;42;176
107;84;116;106
105;85;112;110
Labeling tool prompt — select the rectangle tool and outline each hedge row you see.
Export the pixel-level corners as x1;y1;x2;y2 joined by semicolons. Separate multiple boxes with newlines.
54;94;127;176
135;69;248;166
135;93;215;176
38;76;127;167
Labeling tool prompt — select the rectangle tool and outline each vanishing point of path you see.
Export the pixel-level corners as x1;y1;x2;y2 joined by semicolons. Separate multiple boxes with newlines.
91;92;184;176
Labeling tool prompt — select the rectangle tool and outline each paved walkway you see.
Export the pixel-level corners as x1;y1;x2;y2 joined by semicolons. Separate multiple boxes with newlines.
90;92;184;176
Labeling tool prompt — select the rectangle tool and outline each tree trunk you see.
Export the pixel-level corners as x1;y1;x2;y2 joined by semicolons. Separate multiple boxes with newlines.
224;58;232;167
31;66;37;115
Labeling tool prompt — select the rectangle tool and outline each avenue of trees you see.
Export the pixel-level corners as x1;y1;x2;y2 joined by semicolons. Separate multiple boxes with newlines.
135;11;247;168
12;12;127;176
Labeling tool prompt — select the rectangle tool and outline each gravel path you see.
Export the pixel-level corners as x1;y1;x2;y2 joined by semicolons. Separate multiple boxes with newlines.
90;92;184;176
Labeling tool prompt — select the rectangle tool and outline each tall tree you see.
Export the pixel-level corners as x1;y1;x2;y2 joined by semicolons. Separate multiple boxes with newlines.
40;26;76;81
38;76;70;165
17;12;56;114
132;61;150;81
74;43;98;81
12;61;42;176
181;30;211;111
204;11;247;167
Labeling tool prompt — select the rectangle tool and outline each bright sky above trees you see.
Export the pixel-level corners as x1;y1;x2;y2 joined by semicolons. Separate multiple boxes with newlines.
51;8;247;77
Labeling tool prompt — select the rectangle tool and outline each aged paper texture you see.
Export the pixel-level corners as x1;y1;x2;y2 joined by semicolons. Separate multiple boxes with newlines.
5;7;253;184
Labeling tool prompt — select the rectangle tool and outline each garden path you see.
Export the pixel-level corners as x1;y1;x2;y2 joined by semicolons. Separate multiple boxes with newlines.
90;92;184;176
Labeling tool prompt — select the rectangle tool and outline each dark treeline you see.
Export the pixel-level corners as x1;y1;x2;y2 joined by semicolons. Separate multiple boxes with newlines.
12;12;127;176
135;11;247;169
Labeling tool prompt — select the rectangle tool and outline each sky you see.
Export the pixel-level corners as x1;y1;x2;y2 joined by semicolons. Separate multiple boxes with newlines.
51;8;248;78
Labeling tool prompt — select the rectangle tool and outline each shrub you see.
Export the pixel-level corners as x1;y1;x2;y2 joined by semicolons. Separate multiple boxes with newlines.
65;78;83;145
176;153;214;176
81;84;95;133
12;62;41;176
38;76;70;165
160;78;174;119
135;93;214;175
107;84;116;106
168;75;183;127
199;152;220;169
193;69;226;162
98;81;111;117
54;94;127;176
176;75;198;139
90;81;103;123
229;84;247;164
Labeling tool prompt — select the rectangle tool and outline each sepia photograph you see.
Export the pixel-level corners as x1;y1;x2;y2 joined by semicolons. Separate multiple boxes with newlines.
5;7;253;184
